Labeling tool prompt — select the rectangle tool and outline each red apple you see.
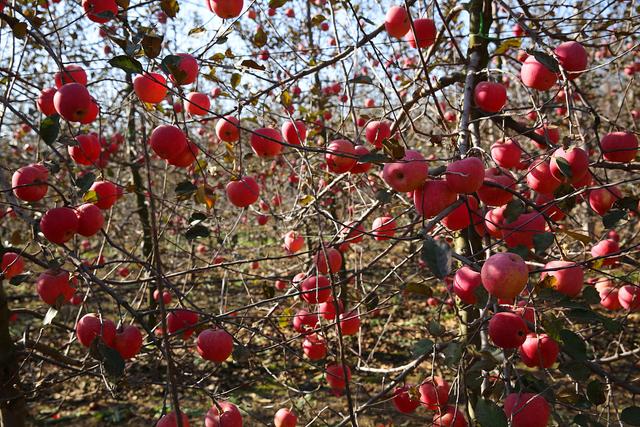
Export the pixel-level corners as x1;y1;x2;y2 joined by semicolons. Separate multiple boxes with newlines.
113;325;143;359
474;81;507;113
392;385;420;413
385;6;410;38
54;65;88;88
526;160;561;194
166;309;199;339
533;124;560;148
549;146;589;184
313;247;342;274
326;139;357;173
317;298;344;320
491;138;522;169
158;411;190;427
382;149;429;192
501;211;546;249
250;127;283;157
484;205;507;238
215;116;240;142
204;401;242;427
40;207;78;244
207;0;243;19
226;177;260;207
133;72;167;104
351;145;373;174
504;393;550;427
364;121;391;149
82;0;118;23
37;269;75;306
542;260;584;297
338;311;360;335
481;252;529;300
293;309;318;334
325;363;351;393
619;285;640;311
37;87;57;116
12;164;49;202
69;133;101;165
150;125;188;160
371;216;397;241
433;406;468;427
413;179;457;218
197;328;234;362
419;376;449;410
477;167;516;206
600;131;638;163
1;252;24;280
167;140;200;168
441;196;480;231
519;333;559;368
283;230;304;253
76;313;116;347
299;275;331;304
185;92;210;116
591;239;620;266
445;157;485;194
554;41;588;80
168;53;199;85
589;186;622;216
452;266;482;305
488;312;528;348
274;408;297;427
520;56;557;91
53;83;92;122
406;18;436;49
302;333;327;360
281;120;306;146
154;289;173;304
75;203;104;237
90;180;119;210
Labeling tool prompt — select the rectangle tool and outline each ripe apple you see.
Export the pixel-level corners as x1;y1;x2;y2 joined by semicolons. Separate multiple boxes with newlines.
385;6;410;38
1;252;24;280
371;216;397;241
442;195;480;231
490;138;522;169
158;411;190;427
53;83;92;122
392;385;420;413
600;131;638;163
12;164;49;202
445;157;485;194
326;139;357;173
283;230;304;253
274;408;297;427
520;56;557;91
406;18;436;49
40;207;78;244
54;65;88;88
590;238;620;266
78;99;99;125
541;260;584;297
318;298;344;320
89;180;119;210
76;313;117;347
549;146;589;184
293;309;319;334
474;81;507;113
452;266;482;305
226;177;260;207
113;325;143;359
168;53;199;85
526;160;561;194
325;363;351;393
150;125;188;160
69;133;101;165
477;167;516;206
299;275;331;304
313;247;342;274
302;333;327;360
37;269;75;306
339;311;360;335
484;205;507;238
419;376;449;410
350;145;373;174
281;120;306;145
75;203;104;237
501;211;546;249
532;124;560;149
504;392;550;427
197;328;234;362
488;312;528;348
618;285;640;311
519;333;559;368
207;0;243;19
364;121;391;149
166;309;199;339
168;140;200;168
185;92;210;116
204;401;242;427
250;127;283;157
481;252;529;300
554;41;588;80
37;88;57;116
339;221;365;246
82;0;118;23
382;149;429;192
589;185;622;215
433;406;468;427
133;72;167;104
414;179;457;218
215;116;240;142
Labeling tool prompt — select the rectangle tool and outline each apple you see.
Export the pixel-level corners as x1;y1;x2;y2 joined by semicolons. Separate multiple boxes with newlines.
313;247;342;274
274;408;297;427
484;205;507;238
532;124;560;148
519;333;559;368
79;99;99;124
382;149;429;192
597;284;621;311
281;120;306;145
133;73;167;104
293;309;319;334
302;333;327;360
549;146;589;184
113;325;143;359
442;195;480;231
166;309;199;339
158;411;190;427
433;406;468;427
215;116;240;142
54;65;88;88
488;312;528;348
339;221;365;247
283;230;304;253
600;131;638;163
504;393;550;427
69;133;101;165
419;376;449;410
590;238;620;266
350;145;373;174
619;285;640;311
226;177;260;207
1;252;24;280
325;363;351;393
541;260;584;297
588;185;622;215
89;180;119;210
477;167;516;206
413;179;457;218
520;56;557;91
365;121;391;149
168;53;199;85
53;83;92;122
37;88;57;115
197;328;234;362
204;401;242;427
452;266;482;305
154;289;173;304
318;298;344;320
75;203;104;237
554;41;588;80
481;252;528;300
250;127;283;157
490;138;522;169
474;81;507;113
150;125;188;160
339;311;360;335
82;0;118;23
185;92;210;116
76;313;116;347
371;216;397;241
207;0;243;19
168;140;200;168
12;164;49;202
526;160;561;194
392;385;420;413
445;157;485;194
501;211;546;249
325;139;357;173
406;18;436;49
37;269;75;306
299;275;331;304
40;207;78;244
385;6;410;38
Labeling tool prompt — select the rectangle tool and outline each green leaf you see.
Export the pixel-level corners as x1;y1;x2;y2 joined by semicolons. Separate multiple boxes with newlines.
76;172;96;193
412;339;434;357
420;236;451;280
530;50;560;73
444;341;463;367
142;34;163;59
582;286;600;305
533;232;554;254
504;200;525;223
427;320;445;337
559;360;590;382
185;224;209;240
268;0;287;7
602;209;626;228
230;73;241;89
560;329;587;361
43;306;58;326
586;380;606;405
347;75;373;85
108;55;143;74
160;55;187;84
253;26;267;48
614;196;639;210
554;157;573;179
190;212;207;222
358;152;389;163
98;341;125;377
175;181;197;196
475;398;508;427
374;189;393;204
508;245;529;259
622;406;640;426
39;115;60;145
9;274;29;286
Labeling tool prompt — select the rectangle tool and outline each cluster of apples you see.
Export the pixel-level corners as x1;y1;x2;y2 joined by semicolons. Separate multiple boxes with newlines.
76;313;143;359
37;65;99;124
384;6;437;49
